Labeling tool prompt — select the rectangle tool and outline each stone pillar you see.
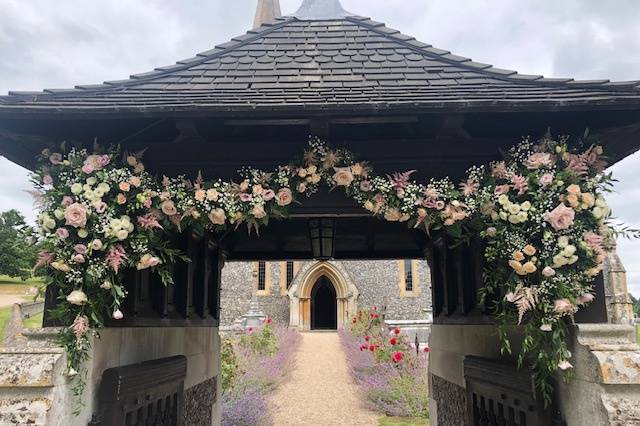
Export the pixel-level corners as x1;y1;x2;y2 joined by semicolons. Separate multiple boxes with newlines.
557;324;640;425
603;245;634;325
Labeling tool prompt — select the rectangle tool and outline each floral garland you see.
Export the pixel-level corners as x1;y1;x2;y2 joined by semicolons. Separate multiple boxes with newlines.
31;134;624;409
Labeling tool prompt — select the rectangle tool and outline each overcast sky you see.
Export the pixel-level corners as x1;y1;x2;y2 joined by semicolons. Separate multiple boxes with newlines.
1;0;639;296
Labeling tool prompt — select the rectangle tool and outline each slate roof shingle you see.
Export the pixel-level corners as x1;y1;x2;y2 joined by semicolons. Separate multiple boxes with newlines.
1;15;640;114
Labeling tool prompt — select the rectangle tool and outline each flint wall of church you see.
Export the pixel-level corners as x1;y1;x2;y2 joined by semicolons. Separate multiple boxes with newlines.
220;260;432;327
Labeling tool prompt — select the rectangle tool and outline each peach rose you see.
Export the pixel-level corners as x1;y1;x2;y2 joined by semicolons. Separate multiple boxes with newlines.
161;200;177;216
206;189;219;201
544;204;575;231
129;176;141;187
351;163;364;176
251;204;266;219
276;188;293;207
208;208;226;225
117;194;127;205
64;203;88;228
118;182;131;192
523;245;536;256
566;194;579;208
333;167;354;187
194;190;206;202
566;184;581;195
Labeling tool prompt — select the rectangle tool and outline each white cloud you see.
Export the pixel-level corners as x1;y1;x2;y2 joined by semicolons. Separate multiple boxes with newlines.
1;0;639;296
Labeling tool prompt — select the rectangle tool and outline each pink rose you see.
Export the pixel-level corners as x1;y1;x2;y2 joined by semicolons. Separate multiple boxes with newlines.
64;203;88;228
544;204;575;231
82;164;94;174
276;188;293;207
112;309;124;320
239;193;253;202
486;227;497;237
297;182;307;193
577;293;594;305
525;152;555;170
333;167;354;187
84;155;105;171
93;201;107;214
56;228;69;239
62;196;74;207
98;155;111;167
360;180;371;192
542;266;556;277
262;190;275;202
539;173;554;187
72;254;85;263
161;200;177;216
43;174;53;185
553;299;575;315
49;153;63;164
74;244;87;255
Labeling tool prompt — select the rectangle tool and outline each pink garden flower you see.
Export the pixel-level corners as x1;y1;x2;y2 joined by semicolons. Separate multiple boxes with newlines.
239;193;253;202
81;164;94;174
558;360;573;370
333;167;355;187
161;200;177;216
494;184;510;196
93;201;107;214
73;244;87;255
459;179;479;196
137;212;163;231
511;174;528;195
42;174;53;185
262;189;275;202
72;254;85;264
62;196;74;207
583;231;605;257
112;309;124;320
359;180;371;192
577;293;595;305
35;250;55;268
49;153;63;164
544;203;575;231
524;152;555;170
491;161;507;179
106;245;127;273
71;315;90;339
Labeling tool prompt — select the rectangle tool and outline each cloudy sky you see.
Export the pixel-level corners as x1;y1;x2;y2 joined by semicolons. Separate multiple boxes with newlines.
1;0;640;295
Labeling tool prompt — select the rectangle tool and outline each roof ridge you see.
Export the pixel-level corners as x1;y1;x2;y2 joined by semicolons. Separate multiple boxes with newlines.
346;16;640;92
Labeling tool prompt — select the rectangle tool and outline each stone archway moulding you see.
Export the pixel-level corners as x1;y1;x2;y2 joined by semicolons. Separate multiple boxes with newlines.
288;261;359;330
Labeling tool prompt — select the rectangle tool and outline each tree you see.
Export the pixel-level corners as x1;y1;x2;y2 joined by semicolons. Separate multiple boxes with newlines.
0;209;38;279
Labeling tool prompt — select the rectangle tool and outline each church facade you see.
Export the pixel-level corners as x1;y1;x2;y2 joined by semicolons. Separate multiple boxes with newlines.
220;260;432;330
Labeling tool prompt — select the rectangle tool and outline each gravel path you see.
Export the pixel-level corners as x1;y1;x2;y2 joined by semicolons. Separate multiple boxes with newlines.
270;332;379;426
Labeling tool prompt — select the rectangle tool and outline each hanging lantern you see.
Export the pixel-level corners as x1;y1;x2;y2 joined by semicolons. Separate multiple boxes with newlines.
308;218;336;260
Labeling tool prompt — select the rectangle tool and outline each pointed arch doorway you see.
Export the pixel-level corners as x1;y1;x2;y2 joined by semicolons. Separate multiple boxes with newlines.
311;276;337;330
288;261;359;331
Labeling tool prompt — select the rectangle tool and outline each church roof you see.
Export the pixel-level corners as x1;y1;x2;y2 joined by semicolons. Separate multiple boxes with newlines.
2;11;640;115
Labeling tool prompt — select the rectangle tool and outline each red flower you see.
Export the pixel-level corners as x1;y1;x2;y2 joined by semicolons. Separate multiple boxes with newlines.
364;335;370;342
264;317;273;324
392;351;404;363
352;318;357;323
389;337;398;346
373;306;378;311
360;345;366;351
393;327;401;335
423;347;431;353
369;345;376;352
247;327;254;333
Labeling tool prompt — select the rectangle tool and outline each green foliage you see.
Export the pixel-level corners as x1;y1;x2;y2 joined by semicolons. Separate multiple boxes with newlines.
378;417;429;426
238;322;278;356
349;307;382;337
0;210;38;280
221;338;239;391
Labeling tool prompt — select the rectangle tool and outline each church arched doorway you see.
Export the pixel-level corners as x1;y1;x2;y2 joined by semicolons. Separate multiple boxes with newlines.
310;276;337;330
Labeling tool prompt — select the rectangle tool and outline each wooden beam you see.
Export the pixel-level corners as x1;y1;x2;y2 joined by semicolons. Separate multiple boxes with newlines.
223;118;310;126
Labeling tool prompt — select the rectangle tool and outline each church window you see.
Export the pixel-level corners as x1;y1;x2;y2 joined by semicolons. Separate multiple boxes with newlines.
286;261;295;287
258;261;266;291
404;260;413;291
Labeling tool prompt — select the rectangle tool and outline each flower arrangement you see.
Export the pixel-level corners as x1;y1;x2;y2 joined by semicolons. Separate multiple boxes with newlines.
31;133;632;409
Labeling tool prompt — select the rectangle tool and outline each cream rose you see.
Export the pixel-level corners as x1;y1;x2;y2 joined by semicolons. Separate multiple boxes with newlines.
64;203;88;228
194;189;206;202
137;253;161;270
544;204;575;231
553;299;574;315
333;167;354;187
384;208;402;222
208;208;226;225
251;204;266;219
66;290;88;306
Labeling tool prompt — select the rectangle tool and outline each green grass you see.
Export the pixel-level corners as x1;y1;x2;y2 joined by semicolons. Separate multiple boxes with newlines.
378;417;429;426
0;275;44;295
0;305;44;340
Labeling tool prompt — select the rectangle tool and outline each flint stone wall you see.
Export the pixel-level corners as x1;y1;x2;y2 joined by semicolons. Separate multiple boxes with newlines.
220;260;432;327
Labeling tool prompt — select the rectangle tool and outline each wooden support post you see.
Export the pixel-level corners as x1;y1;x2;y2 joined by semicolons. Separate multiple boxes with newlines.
207;239;226;323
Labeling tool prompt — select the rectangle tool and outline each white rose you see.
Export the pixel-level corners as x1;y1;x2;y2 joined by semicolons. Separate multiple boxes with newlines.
83;184;92;192
86;177;97;186
97;183;110;193
567;255;578;265
508;215;519;224
498;194;509;205
53;209;65;220
521;201;531;211
116;230;128;240
77;229;88;238
94;188;105;197
552;255;567;268
516;212;528;222
508;204;521;215
43;218;56;230
499;211;508;221
558;236;570;248
562;245;576;257
70;183;83;195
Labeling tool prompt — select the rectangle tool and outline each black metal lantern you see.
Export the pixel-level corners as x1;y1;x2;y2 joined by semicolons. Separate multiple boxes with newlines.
308;218;336;260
